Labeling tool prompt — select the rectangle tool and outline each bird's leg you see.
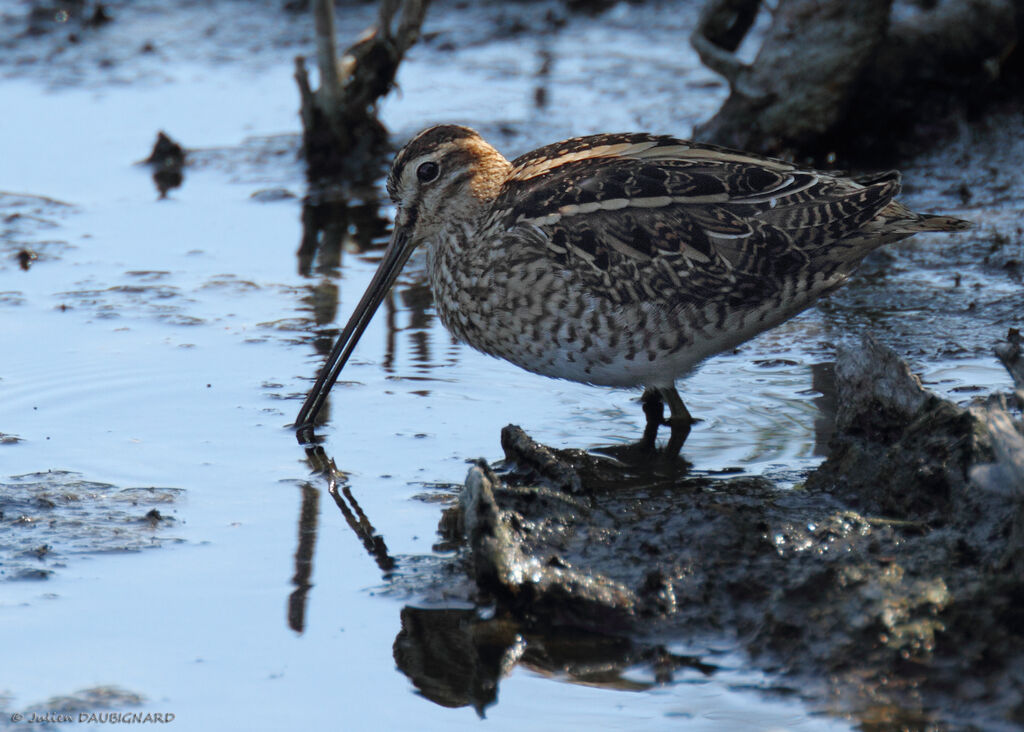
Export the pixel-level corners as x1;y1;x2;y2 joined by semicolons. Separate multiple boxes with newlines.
639;387;665;452
639;386;694;453
660;386;694;454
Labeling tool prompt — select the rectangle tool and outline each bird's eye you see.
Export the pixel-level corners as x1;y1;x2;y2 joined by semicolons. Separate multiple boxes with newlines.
416;161;440;183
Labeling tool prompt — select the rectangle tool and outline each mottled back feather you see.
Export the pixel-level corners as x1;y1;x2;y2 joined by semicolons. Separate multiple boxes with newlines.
490;133;907;311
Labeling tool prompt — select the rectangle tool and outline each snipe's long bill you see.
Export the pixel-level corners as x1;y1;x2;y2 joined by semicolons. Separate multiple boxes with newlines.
294;224;416;443
295;125;971;448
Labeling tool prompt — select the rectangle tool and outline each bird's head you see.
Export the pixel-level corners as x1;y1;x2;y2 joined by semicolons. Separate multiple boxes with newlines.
386;124;511;248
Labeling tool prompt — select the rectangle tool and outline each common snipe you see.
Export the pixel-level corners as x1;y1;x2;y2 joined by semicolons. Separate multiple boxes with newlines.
295;125;970;450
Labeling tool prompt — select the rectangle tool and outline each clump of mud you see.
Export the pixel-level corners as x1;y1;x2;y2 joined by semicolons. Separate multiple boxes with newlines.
0;470;182;580
0;192;76;273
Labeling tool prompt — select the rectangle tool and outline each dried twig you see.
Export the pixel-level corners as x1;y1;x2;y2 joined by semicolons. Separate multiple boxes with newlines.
296;0;431;181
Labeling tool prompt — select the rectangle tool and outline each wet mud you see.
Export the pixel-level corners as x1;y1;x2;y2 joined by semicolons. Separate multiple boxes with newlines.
0;192;76;273
0;471;182;581
404;335;1023;729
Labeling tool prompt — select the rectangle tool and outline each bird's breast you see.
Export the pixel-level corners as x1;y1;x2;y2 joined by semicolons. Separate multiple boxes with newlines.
425;234;713;386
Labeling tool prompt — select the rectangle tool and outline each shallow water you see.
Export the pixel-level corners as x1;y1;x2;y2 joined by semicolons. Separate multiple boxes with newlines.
1;1;1018;729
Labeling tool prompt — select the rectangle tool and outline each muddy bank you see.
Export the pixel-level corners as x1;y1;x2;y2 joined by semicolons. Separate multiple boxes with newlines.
693;0;1020;160
409;335;1024;729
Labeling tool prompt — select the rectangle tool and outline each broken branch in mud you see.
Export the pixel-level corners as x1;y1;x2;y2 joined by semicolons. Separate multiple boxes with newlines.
693;0;1019;157
689;0;762;101
295;0;430;181
461;461;668;633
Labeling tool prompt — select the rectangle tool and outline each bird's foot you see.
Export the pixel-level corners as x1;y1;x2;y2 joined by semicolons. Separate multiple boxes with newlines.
637;388;696;456
639;389;666;452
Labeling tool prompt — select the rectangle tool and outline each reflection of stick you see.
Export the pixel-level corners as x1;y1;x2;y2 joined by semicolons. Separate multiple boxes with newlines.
288;482;320;634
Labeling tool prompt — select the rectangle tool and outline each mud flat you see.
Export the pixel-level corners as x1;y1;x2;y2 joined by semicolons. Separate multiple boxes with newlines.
417;334;1024;729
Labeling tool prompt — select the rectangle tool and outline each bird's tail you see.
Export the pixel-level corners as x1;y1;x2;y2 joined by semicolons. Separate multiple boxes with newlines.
879;200;973;234
905;213;974;232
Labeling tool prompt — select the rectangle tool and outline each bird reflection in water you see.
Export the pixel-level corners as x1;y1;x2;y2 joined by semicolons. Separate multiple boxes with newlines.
290;438;717;715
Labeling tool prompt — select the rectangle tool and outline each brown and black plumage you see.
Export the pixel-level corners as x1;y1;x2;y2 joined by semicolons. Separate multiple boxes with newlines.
296;125;970;449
